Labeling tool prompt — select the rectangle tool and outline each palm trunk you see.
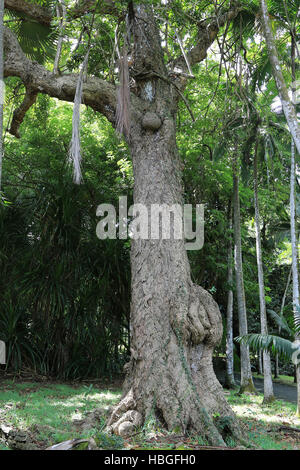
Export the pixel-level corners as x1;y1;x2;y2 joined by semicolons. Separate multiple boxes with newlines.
233;156;255;393
260;0;300;155
225;207;236;389
261;0;300;413
258;350;263;375
0;0;4;190
290;35;300;415
254;139;275;403
275;267;292;379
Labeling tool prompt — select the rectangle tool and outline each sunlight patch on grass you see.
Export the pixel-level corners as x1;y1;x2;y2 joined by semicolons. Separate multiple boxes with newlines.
0;380;121;447
226;390;300;450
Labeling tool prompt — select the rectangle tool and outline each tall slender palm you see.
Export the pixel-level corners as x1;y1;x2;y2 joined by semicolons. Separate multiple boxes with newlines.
274;267;292;378
290;33;300;415
260;0;300;154
260;0;300;415
254;137;275;403
233;153;255;393
225;205;236;389
0;0;4;190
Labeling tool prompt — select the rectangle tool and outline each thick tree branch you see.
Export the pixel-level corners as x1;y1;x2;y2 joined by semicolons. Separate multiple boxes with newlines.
9;86;37;137
4;0;118;26
4;0;52;26
4;26;121;130
173;5;241;72
70;0;117;20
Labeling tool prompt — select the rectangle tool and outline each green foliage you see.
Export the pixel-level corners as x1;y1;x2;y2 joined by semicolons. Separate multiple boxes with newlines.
1;97;133;379
94;432;124;450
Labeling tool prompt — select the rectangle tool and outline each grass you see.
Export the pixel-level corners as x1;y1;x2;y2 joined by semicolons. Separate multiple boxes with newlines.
252;372;296;387
0;378;300;450
225;389;300;450
0;379;121;448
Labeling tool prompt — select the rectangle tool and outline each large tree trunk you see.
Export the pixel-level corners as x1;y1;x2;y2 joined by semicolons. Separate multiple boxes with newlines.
107;119;242;444
232;156;255;393
106;3;244;446
253;139;274;403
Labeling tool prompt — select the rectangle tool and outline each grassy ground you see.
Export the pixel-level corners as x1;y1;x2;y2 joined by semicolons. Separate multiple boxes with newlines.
252;373;296;387
0;379;121;450
0;378;300;450
225;390;300;450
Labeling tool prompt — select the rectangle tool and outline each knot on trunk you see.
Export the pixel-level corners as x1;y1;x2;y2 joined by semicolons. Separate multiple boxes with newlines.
142;112;162;131
188;285;222;346
172;284;222;346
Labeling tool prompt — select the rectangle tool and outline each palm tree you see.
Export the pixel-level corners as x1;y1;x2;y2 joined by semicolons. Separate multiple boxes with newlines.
260;0;300;154
0;0;4;190
260;0;300;414
274;267;292;378
289;28;300;415
233;152;256;393
253;136;275;403
225;205;236;389
236;307;300;391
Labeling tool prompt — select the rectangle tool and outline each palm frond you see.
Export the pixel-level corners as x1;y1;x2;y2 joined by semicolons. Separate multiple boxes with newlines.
295;305;300;335
5;9;58;63
267;308;293;335
235;333;295;361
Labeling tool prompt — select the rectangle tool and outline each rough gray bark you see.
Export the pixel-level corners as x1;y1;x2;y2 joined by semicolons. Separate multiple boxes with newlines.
253;139;274;403
233;156;255;393
225;208;236;389
4;1;246;444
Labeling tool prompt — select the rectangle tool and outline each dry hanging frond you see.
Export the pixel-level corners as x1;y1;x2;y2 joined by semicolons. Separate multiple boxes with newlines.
69;50;89;184
53;0;67;74
116;44;131;140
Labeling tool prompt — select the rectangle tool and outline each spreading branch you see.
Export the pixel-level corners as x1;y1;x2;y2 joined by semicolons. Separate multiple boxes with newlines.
4;0;52;26
9;87;37;138
4;0;118;26
3;26;125;132
173;5;241;72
